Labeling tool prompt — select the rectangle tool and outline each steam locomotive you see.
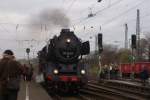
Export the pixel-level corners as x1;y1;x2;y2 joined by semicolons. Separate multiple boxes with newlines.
38;29;90;92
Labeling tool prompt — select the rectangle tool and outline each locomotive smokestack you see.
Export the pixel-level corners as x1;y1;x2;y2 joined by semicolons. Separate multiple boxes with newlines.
61;29;70;33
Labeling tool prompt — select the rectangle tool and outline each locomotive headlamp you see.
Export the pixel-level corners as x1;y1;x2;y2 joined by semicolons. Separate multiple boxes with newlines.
81;69;86;75
66;38;71;43
53;69;59;74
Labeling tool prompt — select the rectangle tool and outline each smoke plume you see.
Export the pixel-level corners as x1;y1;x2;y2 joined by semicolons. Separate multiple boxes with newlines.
40;9;70;27
29;8;70;32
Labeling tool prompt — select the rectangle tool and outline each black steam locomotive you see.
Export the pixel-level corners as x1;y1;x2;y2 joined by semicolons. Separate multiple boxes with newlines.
38;29;90;92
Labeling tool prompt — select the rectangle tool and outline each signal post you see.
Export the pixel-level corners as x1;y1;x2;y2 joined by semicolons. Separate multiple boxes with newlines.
131;34;137;80
97;33;103;80
26;48;31;65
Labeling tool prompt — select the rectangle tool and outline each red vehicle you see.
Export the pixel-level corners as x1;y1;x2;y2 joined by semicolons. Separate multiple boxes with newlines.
120;62;150;78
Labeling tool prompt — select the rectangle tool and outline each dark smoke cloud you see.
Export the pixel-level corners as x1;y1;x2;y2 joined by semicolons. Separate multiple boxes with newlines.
40;9;70;27
29;8;70;32
26;8;70;40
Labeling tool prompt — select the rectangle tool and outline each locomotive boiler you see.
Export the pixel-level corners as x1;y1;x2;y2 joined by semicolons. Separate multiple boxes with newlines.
38;29;90;92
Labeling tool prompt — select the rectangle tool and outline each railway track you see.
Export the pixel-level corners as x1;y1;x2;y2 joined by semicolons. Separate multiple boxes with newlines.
41;80;150;100
100;80;150;93
80;85;133;100
81;81;150;100
51;93;105;100
41;82;90;100
48;89;100;100
49;93;82;100
95;80;150;97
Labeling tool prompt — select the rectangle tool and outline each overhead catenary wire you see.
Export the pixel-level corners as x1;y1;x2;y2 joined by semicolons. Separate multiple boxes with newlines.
96;3;150;31
61;0;66;9
95;0;124;14
0;25;6;33
0;9;149;34
72;0;125;26
0;24;10;33
70;0;102;23
122;10;150;26
73;0;147;29
102;0;147;26
66;0;77;13
0;0;149;32
71;0;98;17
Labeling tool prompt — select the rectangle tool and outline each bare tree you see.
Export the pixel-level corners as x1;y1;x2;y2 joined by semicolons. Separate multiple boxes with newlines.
101;44;118;65
116;49;131;63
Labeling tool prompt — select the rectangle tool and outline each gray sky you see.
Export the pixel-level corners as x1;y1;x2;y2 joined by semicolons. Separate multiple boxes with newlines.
0;0;150;59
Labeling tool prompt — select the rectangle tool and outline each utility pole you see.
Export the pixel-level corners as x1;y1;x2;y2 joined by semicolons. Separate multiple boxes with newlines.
125;23;128;49
136;9;141;61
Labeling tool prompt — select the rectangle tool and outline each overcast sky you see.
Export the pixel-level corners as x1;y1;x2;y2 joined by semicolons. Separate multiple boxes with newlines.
0;0;150;59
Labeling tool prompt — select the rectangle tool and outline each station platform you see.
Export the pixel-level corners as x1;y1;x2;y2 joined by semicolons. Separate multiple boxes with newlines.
18;81;52;100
